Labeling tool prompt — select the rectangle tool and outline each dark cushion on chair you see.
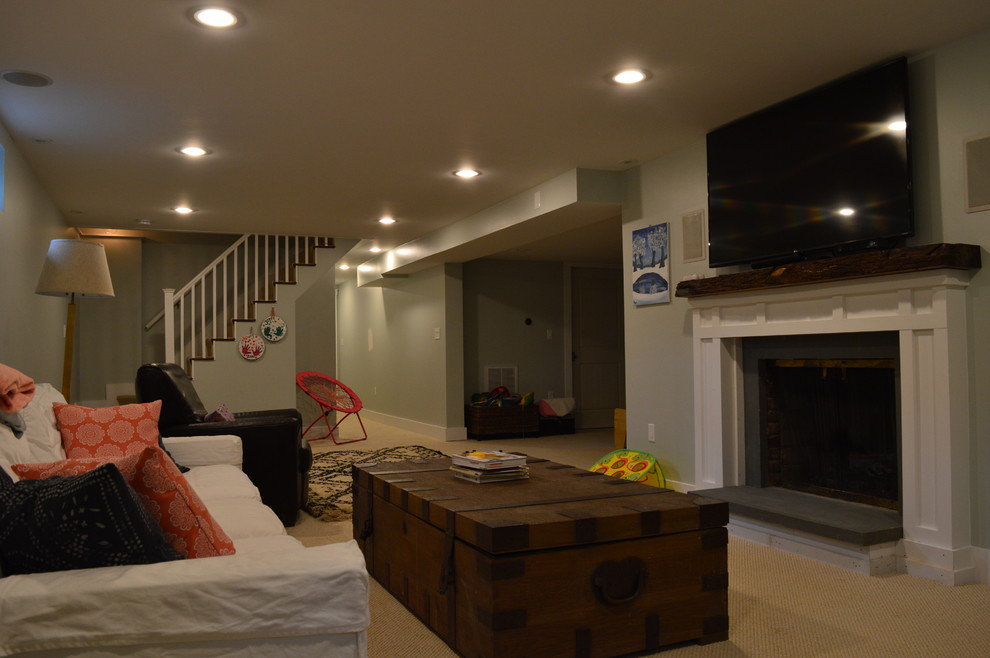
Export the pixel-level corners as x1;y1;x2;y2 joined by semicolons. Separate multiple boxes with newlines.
0;464;184;576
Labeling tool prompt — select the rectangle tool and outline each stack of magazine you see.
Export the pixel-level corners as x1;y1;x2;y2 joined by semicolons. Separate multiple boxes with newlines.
450;450;529;483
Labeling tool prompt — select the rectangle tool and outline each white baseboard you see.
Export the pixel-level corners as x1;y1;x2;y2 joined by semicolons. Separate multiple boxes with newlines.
361;409;467;442
661;478;694;493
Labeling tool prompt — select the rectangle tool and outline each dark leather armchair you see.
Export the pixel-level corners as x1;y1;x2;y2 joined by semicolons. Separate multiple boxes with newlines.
135;363;311;527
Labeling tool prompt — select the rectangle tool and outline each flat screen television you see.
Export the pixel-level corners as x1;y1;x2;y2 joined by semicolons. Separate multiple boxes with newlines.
706;57;913;269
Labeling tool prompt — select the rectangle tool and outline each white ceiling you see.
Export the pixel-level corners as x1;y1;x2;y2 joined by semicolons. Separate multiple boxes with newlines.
2;1;990;264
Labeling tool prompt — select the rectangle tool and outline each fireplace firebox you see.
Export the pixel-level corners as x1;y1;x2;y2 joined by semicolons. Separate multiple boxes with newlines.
743;333;900;509
763;358;899;509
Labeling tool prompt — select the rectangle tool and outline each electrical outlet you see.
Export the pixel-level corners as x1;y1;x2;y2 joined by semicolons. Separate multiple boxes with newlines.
648;423;655;442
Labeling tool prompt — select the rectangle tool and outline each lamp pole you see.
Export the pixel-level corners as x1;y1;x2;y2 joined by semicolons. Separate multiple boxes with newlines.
62;292;77;401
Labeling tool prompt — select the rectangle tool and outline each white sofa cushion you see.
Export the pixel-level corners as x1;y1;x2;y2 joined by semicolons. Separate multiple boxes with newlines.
209;498;287;542
163;434;242;469
183;463;261;502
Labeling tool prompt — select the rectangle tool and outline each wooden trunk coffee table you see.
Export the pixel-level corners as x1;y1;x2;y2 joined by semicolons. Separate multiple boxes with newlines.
352;456;728;657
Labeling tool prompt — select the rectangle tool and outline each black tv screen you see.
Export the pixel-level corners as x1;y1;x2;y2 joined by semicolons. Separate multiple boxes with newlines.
706;58;913;269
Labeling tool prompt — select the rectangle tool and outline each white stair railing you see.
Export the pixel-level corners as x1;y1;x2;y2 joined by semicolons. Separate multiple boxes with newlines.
145;234;333;367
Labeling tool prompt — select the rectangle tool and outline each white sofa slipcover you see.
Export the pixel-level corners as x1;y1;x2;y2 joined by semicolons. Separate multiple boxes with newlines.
0;383;369;657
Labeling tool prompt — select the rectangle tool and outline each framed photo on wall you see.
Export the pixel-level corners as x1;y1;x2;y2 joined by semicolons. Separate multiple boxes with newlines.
631;222;670;306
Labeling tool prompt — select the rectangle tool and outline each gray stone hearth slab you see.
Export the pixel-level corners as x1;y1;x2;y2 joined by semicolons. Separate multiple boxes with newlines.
696;486;902;546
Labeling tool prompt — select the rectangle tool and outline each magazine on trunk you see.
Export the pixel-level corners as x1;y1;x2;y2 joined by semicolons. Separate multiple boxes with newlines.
451;449;526;470
450;464;530;483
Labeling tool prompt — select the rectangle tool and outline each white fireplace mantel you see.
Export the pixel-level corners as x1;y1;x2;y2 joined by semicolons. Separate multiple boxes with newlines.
687;268;976;585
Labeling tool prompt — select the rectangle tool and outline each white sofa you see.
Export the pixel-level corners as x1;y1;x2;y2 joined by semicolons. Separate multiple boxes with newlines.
0;383;369;657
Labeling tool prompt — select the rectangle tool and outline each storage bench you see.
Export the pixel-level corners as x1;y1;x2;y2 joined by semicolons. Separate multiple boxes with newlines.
464;404;540;439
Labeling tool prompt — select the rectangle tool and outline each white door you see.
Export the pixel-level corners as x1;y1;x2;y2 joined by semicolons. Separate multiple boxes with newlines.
571;266;625;429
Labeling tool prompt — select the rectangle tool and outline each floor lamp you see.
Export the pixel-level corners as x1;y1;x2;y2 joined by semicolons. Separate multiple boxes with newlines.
35;239;115;402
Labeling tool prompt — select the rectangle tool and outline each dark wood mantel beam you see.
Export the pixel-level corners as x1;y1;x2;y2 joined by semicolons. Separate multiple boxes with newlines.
675;243;982;298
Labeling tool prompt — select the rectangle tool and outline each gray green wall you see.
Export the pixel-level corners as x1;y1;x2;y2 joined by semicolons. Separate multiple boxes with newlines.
462;259;566;402
337;263;465;434
0;121;73;388
76;237;142;402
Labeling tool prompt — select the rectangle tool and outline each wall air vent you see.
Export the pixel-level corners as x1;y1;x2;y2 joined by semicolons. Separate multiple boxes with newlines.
485;365;517;393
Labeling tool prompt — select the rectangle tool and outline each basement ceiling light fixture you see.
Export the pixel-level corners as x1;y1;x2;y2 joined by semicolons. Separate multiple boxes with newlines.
608;68;652;85
190;6;242;28
176;146;211;157
378;216;396;225
173;206;196;214
369;247;382;253
453;168;481;179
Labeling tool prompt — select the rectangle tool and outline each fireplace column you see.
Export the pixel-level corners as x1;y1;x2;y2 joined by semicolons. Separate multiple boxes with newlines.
688;270;976;585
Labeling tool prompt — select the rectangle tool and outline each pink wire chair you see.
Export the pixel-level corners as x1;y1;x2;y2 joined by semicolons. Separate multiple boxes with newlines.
296;371;367;444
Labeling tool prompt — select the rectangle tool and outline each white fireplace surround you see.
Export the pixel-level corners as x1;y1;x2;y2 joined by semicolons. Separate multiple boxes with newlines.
688;268;978;585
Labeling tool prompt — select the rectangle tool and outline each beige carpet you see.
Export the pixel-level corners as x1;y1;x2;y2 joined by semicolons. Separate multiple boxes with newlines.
288;417;990;657
357;535;990;658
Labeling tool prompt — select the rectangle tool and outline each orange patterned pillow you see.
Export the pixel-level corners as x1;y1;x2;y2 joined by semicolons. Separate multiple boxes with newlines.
53;401;163;460
13;445;235;559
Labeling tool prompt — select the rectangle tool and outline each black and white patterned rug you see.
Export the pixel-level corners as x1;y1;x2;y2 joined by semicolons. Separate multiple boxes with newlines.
304;445;447;522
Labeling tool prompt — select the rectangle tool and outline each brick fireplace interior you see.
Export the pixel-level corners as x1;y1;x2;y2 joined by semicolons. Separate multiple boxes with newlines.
743;333;900;511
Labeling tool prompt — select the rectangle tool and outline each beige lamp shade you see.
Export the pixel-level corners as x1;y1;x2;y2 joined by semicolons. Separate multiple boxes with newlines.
35;239;115;298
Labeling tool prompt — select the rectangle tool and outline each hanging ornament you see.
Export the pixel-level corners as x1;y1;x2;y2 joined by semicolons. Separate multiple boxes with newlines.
261;306;287;343
238;327;265;360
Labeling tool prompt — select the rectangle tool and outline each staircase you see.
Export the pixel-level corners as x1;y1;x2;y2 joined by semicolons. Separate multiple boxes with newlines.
145;234;335;377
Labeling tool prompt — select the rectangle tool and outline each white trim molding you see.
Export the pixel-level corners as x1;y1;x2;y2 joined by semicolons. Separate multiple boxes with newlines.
688;269;978;585
362;409;468;442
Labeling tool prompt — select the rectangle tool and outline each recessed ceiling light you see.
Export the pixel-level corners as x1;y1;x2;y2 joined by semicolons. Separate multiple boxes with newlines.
173;206;195;214
453;168;481;179
338;264;351;270
1;70;53;87
176;146;211;157
379;216;396;225
369;247;382;253
609;68;652;85
136;219;153;226
888;120;907;132
191;7;241;28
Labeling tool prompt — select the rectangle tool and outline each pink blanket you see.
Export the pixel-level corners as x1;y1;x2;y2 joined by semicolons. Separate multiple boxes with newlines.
0;364;36;413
